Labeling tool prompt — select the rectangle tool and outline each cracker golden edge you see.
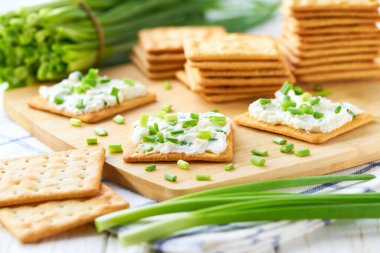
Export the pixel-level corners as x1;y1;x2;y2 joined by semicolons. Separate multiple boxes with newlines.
28;93;157;123
123;127;234;162
0;185;129;243
234;112;374;144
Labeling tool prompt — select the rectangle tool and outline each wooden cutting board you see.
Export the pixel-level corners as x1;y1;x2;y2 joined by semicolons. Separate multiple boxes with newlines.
4;64;380;201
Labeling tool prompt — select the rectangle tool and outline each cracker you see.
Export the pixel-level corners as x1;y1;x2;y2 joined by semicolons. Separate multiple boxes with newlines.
188;60;285;70
291;61;380;75
186;64;294;87
28;93;156;123
0;184;129;243
184;34;281;61
138;26;226;53
200;93;269;103
234;112;374;144
280;38;380;58
296;68;380;82
282;30;380;43
280;44;378;66
283;0;379;11
281;6;380;18
0;148;105;207
285;16;379;29
284;22;379;34
130;53;184;71
133;44;185;63
132;54;178;79
281;32;380;50
123;130;233;162
198;68;290;78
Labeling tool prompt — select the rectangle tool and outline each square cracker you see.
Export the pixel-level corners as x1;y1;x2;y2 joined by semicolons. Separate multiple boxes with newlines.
0;148;105;207
197;68;290;78
296;68;380;83
0;184;129;243
188;60;285;70
123;130;233;162
184;34;281;61
280;6;380;18
130;52;184;71
131;54;178;80
133;44;186;63
283;0;379;11
138;26;226;53
234;112;374;144
285;16;380;29
284;22;379;35
28;93;156;123
291;61;380;75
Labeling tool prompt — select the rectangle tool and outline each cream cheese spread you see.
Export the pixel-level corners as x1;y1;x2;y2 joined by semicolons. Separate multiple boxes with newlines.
131;112;232;155
39;69;148;115
248;82;363;133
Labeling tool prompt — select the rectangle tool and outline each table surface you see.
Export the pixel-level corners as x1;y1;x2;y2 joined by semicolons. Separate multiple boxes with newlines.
1;1;380;252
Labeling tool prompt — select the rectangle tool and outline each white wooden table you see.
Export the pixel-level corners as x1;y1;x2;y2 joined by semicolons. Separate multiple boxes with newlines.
1;1;380;252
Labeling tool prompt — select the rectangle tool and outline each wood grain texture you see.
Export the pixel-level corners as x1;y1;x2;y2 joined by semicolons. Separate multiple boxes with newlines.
4;64;380;201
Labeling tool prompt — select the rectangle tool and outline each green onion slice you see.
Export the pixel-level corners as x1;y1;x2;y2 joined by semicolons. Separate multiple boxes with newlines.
142;135;156;143
295;149;311;157
251;148;268;157
108;144;123;153
335;105;342;114
75;99;85;109
144;164;156;172
310;97;320;106
280;81;293;95
165;113;178;123
251;156;266;167
197;130;212;140
313;111;324;119
259;98;272;105
69;118;81;127
110;87;120;104
54;95;65;105
224;163;235;171
113;114;125;124
280;143;294;153
347;109;356;118
163;81;172;90
94;128;108;136
293;86;304;95
196;174;212;181
170;130;184;135
86;138;98;145
190;113;199;121
272;137;287;145
177;160;189;170
301;92;312;102
183;119;198;128
140;113;149;126
162;104;172;113
124;78;136;86
209;116;227;126
164;173;177;182
166;137;179;144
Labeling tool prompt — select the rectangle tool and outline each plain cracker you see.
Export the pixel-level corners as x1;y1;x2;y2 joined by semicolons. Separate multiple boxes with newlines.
234;112;374;144
0;148;105;207
28;93;156;123
296;68;380;82
0;185;129;243
283;0;379;11
132;54;178;79
188;60;285;70
284;22;379;34
285;16;379;29
133;44;185;63
291;61;380;74
130;53;184;71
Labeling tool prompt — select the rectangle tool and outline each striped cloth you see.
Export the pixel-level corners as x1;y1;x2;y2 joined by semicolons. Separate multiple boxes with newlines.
1;89;380;253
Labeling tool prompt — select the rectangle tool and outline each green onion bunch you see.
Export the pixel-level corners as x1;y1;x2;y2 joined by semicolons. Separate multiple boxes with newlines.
0;0;280;89
94;174;380;247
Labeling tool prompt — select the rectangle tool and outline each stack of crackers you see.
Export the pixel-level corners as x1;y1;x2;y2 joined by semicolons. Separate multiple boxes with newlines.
176;34;295;103
0;148;129;243
131;26;226;79
280;0;380;83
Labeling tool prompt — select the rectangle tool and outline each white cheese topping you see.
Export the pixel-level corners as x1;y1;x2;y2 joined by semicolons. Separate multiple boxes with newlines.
248;88;363;133
131;112;232;155
39;71;148;115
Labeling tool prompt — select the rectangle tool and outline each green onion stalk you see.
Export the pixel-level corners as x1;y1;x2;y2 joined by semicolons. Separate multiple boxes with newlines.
93;174;380;247
0;0;280;89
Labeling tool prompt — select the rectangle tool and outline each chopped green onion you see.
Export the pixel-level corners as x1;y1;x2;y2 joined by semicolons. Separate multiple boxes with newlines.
165;113;178;123
281;100;296;111
295;149;311;157
301;92;312;102
197;130;212;140
149;126;157;135
347;109;356;118
75;99;85;109
224;163;235;171
100;77;111;84
69;118;81;127
190;113;199;121
124;78;136;86
210;109;219;112
143;146;154;152
293;86;304;95
251;156;266;167
142;135;156;143
196;174;212;181
272;137;287;145
310;97;320;106
335;105;342;114
280;143;294;153
144;164;156;172
209;116;227;126
94;128;108;136
153;123;159;132
183;119;198;128
110;87;120;104
164;173;177;182
177;160;190;170
316;89;331;97
113;114;125;124
299;104;314;115
287;107;302;115
157;112;166;119
313;111;324;119
108;144;123;153
251;148;268;156
163;81;172;90
171;130;184;135
86;138;98;145
162;104;172;113
259;98;272;105
166;137;179;144
54;95;65;105
140;113;149;126
157;132;164;143
284;95;291;101
280;81;293;95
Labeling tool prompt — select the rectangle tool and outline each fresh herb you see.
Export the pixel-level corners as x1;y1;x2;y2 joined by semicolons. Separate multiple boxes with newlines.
94;128;108;137
259;98;272;105
163;81;172;90
299;104;313;115
75;99;85;109
162;104;172;113
145;164;156;172
197;130;212;140
108;144;123;153
69;118;81;127
209;116;227;126
310;97;321;106
165;113;178;123
142;135;156;143
224;163;235;171
196;174;212;181
280;81;293;95
110;87;120;104
166;137;179;144
124;78;136;87
164;173;177;182
281;100;296;111
293;86;304;95
170;130;184;135
113;114;125;124
140;114;149;127
250;156;266;167
86;138;98;145
177;160;190;170
190;113;199;121
54;95;65;105
301;92;312;102
183;119;198;128
313;111;324;119
280;143;294;153
210;109;219;112
251;148;268;157
287;107;302;115
335;105;342;114
347;109;356;118
272;137;287;145
295;149;310;157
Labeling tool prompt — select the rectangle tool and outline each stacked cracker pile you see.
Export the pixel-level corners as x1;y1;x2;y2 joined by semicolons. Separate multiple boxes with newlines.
280;0;380;83
131;26;226;79
0;148;128;243
176;34;295;103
